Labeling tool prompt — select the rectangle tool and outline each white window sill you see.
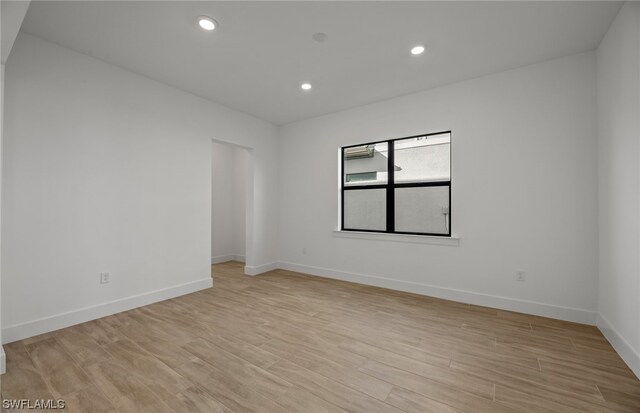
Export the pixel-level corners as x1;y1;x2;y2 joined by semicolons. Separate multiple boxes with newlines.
332;230;460;246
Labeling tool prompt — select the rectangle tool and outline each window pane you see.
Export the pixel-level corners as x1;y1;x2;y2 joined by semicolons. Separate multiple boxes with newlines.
394;133;450;183
346;171;377;183
343;189;386;231
344;142;388;186
395;186;449;234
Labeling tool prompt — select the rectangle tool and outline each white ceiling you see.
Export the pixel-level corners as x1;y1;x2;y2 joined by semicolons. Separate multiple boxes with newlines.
21;1;622;125
1;0;30;64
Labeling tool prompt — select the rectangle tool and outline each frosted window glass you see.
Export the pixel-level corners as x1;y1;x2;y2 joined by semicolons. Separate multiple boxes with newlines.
394;133;450;183
395;186;449;234
344;189;386;231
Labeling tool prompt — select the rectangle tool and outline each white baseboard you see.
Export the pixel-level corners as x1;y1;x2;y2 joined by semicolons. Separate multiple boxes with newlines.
0;345;5;374
2;277;213;344
597;313;640;379
277;262;596;325
211;254;245;264
211;254;235;264
245;262;278;276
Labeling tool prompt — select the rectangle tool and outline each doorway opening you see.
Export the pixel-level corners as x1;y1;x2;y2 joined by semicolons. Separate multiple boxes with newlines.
211;140;253;279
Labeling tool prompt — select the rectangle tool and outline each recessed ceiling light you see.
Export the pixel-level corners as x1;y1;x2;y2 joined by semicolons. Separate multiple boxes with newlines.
301;83;312;91
411;45;425;55
312;32;328;43
198;16;217;31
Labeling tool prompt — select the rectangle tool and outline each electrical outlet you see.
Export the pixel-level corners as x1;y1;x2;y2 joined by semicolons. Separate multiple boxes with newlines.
516;270;526;282
302;247;307;255
100;272;111;284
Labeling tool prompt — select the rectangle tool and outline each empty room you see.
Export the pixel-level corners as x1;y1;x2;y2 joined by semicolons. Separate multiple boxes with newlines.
0;1;639;412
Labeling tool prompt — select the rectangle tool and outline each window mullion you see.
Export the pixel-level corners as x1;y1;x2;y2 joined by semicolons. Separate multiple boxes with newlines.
341;147;345;230
387;140;395;233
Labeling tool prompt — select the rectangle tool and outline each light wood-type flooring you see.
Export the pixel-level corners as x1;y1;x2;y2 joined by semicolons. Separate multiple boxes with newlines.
1;261;639;412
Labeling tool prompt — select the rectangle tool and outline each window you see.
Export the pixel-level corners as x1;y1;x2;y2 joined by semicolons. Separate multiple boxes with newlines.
341;131;451;236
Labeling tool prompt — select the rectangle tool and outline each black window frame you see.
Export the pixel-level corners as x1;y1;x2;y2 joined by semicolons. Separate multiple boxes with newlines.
341;131;452;237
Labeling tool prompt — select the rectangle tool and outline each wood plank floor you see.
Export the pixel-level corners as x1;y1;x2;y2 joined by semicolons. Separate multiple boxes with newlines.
2;261;639;412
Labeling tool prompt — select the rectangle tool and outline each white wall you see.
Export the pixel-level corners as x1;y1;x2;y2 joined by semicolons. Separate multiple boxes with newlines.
1;33;279;343
1;0;31;374
211;141;248;263
0;63;5;372
233;148;248;258
596;1;640;378
0;0;30;64
278;51;599;324
211;142;235;261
